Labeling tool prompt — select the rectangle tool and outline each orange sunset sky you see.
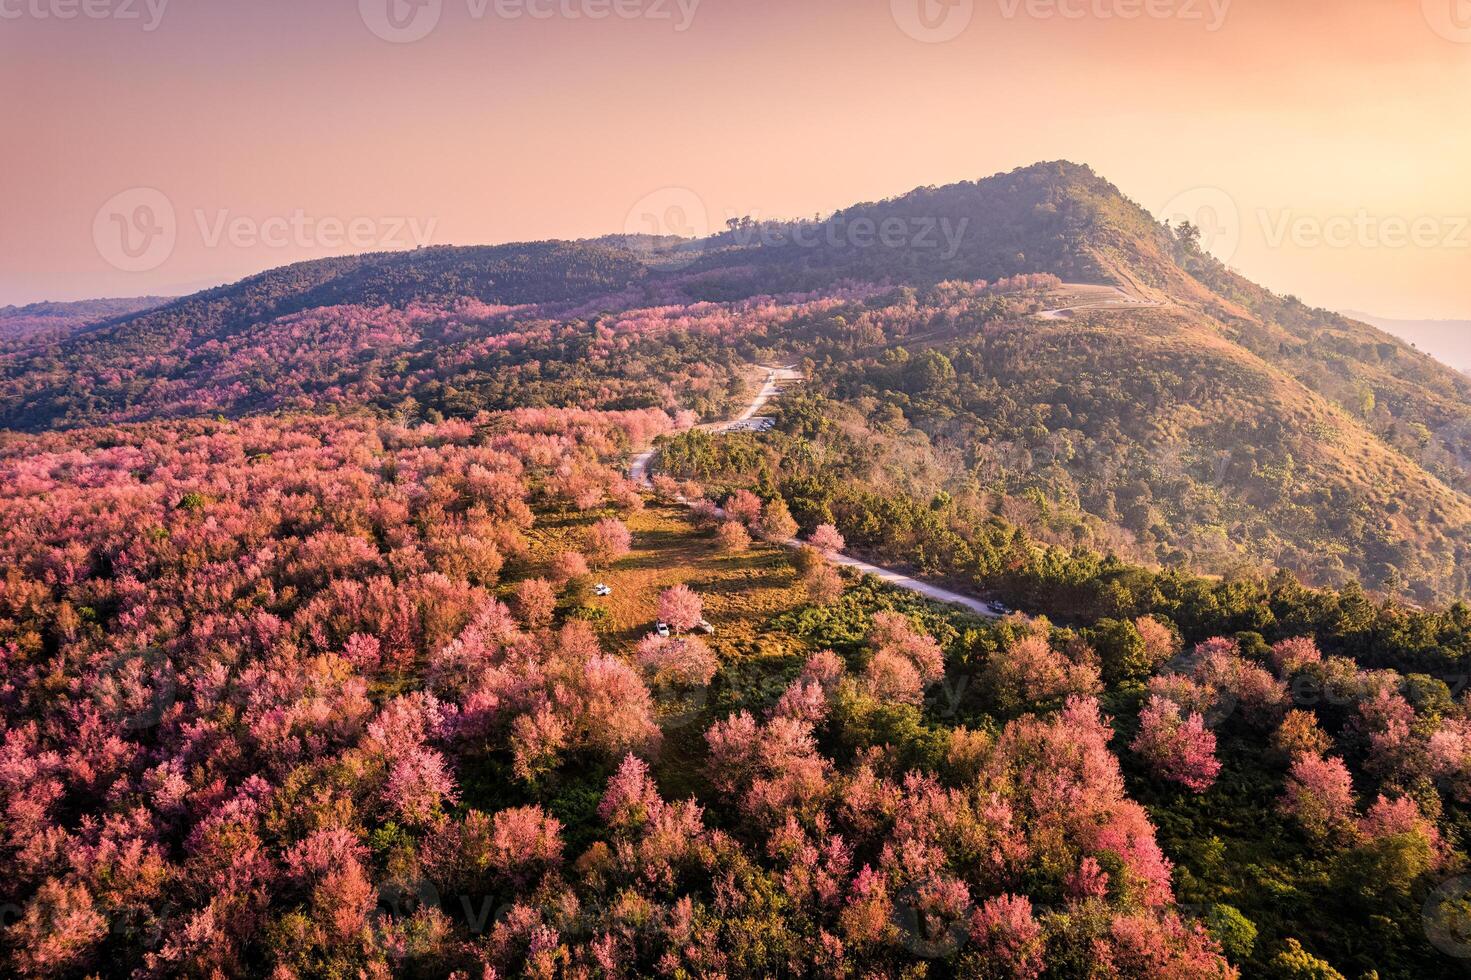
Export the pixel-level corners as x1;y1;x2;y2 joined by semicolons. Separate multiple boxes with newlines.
2;0;1469;318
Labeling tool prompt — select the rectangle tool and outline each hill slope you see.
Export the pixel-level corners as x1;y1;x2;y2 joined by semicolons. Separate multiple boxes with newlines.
1;162;1470;598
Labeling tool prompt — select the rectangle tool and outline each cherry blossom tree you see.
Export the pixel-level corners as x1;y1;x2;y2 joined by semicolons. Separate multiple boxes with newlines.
808;523;845;555
586;517;632;567
716;520;752;553
724;489;764;527
551;549;591;587
637;633;718;688
1131;696;1221;793
512;578;558;629
1280;752;1356;842
659;584;703;633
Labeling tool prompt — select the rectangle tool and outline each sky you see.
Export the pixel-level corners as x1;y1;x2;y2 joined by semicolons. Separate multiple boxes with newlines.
2;0;1470;319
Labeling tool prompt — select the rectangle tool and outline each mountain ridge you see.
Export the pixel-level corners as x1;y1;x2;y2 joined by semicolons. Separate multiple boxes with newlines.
3;161;1470;599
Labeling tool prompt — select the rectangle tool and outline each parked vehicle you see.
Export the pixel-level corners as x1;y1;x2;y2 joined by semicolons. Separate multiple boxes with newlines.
696;619;715;636
656;622;671;638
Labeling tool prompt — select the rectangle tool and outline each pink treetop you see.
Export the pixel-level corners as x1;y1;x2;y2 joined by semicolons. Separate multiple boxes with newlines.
808;524;845;556
868;612;945;684
969;894;1045;980
487;805;564;884
636;634;718;688
1130;696;1221;793
1271;636;1323;676
1280;752;1356;841
659;584;703;633
550;550;590;587
511;578;557;630
1359;793;1447;867
586;518;632;567
716;520;752;553
724;490;764;527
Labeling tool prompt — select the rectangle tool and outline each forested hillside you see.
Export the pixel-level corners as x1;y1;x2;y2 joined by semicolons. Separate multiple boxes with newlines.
4;162;1471;977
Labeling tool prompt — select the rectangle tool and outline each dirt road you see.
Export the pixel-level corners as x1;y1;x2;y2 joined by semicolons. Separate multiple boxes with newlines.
630;366;1002;619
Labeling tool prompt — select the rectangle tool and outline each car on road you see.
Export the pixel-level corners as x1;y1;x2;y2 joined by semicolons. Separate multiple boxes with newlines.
656;621;671;638
594;583;612;597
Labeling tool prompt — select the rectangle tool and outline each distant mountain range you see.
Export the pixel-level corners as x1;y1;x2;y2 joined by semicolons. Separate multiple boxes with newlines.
0;296;171;348
1342;311;1471;375
3;162;1470;599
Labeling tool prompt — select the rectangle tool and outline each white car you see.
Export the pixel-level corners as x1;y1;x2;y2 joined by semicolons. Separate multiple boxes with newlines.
656;622;671;638
594;583;612;597
696;619;715;636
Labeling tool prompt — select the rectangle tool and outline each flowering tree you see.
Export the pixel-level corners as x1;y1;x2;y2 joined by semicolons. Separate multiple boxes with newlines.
808;523;845;555
659;584;703;633
716;520;751;553
551;550;590;587
724;489;764;526
1131;696;1221;793
637;634;718;688
512;577;558;629
1280;752;1356;842
586;517;632;567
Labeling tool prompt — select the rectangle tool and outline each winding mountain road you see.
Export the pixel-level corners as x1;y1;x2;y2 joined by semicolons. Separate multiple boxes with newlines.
1036;283;1165;320
631;366;1002;619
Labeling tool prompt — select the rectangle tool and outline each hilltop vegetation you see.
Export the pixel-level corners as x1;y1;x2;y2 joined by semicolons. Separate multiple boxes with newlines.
4;161;1471;976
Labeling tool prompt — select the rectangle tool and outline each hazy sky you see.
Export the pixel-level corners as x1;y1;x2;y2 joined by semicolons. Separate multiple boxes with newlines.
2;0;1469;318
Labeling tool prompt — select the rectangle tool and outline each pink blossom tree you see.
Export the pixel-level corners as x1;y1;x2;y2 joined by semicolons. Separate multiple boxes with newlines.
716;520;751;553
1131;696;1221;793
808;524;845;556
586;517;632;567
550;550;590;588
512;577;558;629
659;584;703;633
724;489;764;527
1280;752;1356;842
637;634;718;688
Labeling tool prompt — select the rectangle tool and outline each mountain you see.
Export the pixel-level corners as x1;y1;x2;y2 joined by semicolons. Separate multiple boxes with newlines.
0;295;170;348
1;162;1470;599
1342;311;1471;375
